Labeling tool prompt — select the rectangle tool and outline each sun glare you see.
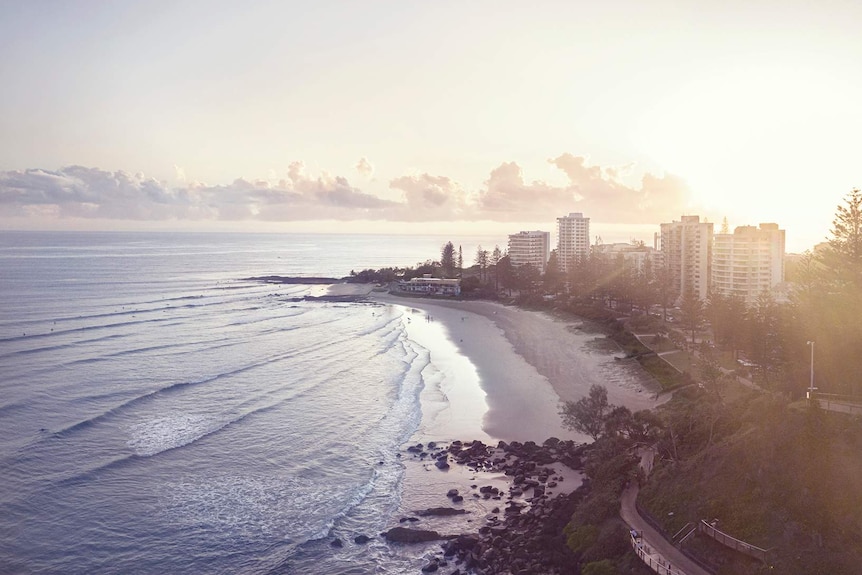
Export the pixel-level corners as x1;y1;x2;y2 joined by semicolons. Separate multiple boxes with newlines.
633;57;852;228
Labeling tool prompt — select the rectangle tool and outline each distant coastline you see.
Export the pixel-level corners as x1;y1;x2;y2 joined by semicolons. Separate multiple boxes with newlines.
246;275;345;284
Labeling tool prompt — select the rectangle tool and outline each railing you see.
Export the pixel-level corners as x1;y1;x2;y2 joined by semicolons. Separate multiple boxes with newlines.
698;520;772;564
811;395;862;417
630;532;687;575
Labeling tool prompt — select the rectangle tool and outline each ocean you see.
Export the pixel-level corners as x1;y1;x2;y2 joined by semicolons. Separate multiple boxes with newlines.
0;230;507;575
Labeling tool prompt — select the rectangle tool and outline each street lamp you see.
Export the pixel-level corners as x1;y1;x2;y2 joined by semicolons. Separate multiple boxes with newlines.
806;341;816;399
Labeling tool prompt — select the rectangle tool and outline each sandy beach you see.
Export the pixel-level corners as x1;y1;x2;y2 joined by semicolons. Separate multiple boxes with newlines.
363;289;668;545
372;291;667;445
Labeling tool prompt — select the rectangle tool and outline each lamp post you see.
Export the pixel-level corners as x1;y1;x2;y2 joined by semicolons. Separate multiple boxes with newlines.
806;340;816;399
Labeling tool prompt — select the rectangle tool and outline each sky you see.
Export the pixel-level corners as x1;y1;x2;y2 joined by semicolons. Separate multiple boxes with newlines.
1;0;860;252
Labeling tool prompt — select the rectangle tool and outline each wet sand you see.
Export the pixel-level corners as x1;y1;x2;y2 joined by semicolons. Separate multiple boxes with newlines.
374;292;667;445
369;291;668;545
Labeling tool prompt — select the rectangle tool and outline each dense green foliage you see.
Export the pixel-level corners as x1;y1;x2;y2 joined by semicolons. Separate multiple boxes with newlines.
639;390;862;574
562;435;652;574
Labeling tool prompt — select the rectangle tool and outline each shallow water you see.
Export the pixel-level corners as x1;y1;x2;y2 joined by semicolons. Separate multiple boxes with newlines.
0;230;654;574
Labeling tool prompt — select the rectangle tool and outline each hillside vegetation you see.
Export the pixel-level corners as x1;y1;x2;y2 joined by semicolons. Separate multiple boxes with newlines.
639;388;862;574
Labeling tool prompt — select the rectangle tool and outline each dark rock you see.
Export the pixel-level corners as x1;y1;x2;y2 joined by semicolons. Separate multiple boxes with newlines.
382;527;448;543
416;507;468;517
446;488;459;498
435;459;450;470
330;538;343;548
451;495;464;503
420;560;439;572
354;534;371;544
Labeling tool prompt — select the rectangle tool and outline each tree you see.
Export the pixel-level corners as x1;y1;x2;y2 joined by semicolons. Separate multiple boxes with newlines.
603;405;633;439
457;245;463;278
543;249;565;294
679;290;704;344
824;188;862;289
655;264;676;320
491;245;503;291
497;254;514;295
707;292;746;351
475;245;489;282
697;348;726;398
514;263;541;294
440;241;456;278
561;384;611;441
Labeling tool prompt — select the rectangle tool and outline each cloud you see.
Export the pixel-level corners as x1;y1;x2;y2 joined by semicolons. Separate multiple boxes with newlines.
389;173;467;220
0;154;692;225
477;161;577;219
0;166;199;220
355;157;374;178
472;154;692;224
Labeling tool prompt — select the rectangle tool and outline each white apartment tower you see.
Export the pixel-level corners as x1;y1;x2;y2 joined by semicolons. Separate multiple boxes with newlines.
508;230;551;274
712;223;785;305
556;212;590;273
660;215;713;302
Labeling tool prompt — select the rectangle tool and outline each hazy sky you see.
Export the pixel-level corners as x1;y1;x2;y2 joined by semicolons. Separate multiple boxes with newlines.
1;0;860;252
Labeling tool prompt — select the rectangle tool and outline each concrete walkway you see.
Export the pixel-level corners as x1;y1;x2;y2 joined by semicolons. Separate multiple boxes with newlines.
620;484;711;575
617;448;711;575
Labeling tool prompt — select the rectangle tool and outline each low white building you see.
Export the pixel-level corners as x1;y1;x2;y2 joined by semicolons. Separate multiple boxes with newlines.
398;276;461;296
592;242;663;273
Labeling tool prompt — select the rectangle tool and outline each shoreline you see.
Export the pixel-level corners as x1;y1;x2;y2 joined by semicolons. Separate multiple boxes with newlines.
273;281;670;565
367;289;670;559
373;291;667;446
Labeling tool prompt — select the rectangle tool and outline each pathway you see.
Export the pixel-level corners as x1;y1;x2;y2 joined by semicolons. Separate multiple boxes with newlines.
618;448;712;575
620;484;711;575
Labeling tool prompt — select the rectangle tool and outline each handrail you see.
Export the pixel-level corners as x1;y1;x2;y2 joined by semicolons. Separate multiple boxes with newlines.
698;520;772;564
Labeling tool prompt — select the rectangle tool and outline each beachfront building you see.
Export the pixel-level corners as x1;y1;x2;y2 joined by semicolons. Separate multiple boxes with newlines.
592;242;664;273
557;212;590;273
397;276;461;296
508;230;551;274
712;223;786;305
660;215;713;303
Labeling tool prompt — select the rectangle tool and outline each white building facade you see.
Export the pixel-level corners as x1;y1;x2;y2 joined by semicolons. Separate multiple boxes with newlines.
398;276;461;296
660;215;713;302
592;242;664;273
508;230;551;274
712;223;785;305
556;212;590;273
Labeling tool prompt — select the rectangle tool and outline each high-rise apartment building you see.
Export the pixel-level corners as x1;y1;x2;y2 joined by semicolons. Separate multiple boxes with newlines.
712;223;785;305
556;212;590;273
660;215;713;302
508;230;551;274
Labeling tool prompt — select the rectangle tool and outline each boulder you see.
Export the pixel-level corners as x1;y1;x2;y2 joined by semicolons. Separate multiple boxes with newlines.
382;527;448;543
416;507;468;517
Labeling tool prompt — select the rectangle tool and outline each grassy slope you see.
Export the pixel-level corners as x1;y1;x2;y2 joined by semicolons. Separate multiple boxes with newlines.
638;391;862;574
